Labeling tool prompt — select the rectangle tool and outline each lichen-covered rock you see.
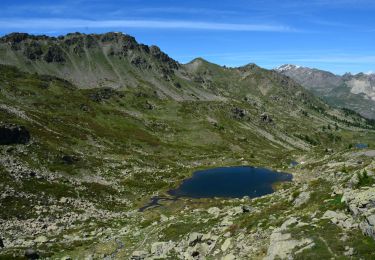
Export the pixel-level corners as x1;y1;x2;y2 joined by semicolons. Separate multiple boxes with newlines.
264;218;315;259
221;238;232;252
265;231;314;260
293;191;311;207
322;210;357;229
343;187;375;238
131;250;148;260
150;241;175;258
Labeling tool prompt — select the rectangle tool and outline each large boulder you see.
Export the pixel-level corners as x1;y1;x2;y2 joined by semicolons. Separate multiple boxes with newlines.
150;241;175;258
322;210;357;229
293;191;311;207
0;123;30;145
265;218;315;260
131;250;148;260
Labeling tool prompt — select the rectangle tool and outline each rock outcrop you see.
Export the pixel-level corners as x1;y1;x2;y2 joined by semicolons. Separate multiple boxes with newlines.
293;191;311;207
265;218;315;260
260;113;273;123
342;187;375;238
322;210;357;229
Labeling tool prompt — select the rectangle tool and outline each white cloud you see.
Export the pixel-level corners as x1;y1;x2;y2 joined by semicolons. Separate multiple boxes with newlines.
0;18;294;32
135;7;239;15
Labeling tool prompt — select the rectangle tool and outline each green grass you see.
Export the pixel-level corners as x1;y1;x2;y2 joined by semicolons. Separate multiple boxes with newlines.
356;170;375;188
293;220;375;259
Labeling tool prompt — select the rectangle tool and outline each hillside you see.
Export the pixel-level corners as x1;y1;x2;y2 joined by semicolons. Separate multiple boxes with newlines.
276;64;375;119
1;33;375;259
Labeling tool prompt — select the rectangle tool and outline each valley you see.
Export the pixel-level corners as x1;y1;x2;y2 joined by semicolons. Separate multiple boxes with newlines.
0;33;375;259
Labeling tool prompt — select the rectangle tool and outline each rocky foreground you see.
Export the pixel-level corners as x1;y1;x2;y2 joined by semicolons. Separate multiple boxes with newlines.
2;145;375;259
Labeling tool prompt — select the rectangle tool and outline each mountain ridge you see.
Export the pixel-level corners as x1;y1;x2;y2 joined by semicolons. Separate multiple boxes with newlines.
276;64;375;119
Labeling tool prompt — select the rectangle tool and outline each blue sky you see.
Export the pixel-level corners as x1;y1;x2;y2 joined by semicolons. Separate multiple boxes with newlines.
1;0;374;74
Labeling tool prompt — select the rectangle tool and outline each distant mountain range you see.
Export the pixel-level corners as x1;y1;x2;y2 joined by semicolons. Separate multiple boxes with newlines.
276;64;375;119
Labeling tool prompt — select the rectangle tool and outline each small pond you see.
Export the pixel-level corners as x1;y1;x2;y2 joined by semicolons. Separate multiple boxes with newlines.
140;166;292;211
289;161;299;167
356;143;368;149
168;166;292;199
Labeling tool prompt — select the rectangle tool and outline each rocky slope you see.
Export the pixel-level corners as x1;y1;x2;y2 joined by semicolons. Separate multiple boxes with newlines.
0;33;375;259
276;64;375;119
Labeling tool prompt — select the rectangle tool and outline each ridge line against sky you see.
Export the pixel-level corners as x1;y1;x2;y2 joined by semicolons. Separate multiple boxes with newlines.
0;0;374;74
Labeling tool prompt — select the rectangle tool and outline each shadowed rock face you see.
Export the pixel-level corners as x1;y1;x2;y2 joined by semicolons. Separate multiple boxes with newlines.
0;124;30;145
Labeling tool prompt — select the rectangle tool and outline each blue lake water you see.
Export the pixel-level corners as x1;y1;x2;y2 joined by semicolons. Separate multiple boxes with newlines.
168;166;292;199
289;161;299;167
356;143;368;149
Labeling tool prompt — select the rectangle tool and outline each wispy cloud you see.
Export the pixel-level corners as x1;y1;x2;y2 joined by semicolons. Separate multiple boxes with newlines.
135;7;239;15
0;18;295;32
2;4;69;15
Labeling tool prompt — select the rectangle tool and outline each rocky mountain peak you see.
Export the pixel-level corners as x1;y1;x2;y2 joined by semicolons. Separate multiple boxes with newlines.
275;64;302;72
276;64;375;119
0;32;180;89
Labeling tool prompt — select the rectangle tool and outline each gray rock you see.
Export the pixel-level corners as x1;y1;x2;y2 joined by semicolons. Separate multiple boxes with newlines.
0;237;4;248
280;217;299;230
293;191;310;207
150;241;174;258
207;207;221;217
265;231;314;260
34;235;48;243
223;253;236;260
265;218;315;260
342;187;375;238
322;210;357;229
131;250;148;260
367;214;375;226
221;238;232;252
344;246;355;256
